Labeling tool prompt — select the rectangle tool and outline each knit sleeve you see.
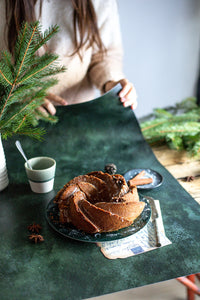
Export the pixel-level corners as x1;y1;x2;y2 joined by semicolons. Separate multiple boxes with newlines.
88;0;125;92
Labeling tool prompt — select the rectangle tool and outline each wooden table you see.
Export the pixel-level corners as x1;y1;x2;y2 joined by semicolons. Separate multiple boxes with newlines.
153;145;200;204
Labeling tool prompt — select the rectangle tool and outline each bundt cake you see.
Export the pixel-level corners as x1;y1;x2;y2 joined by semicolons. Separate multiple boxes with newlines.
54;171;145;234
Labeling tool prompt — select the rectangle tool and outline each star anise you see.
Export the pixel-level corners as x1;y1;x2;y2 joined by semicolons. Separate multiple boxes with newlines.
185;176;195;182
29;234;44;244
27;223;42;233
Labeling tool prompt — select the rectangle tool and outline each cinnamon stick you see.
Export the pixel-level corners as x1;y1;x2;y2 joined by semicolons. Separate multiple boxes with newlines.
132;170;146;180
128;177;153;186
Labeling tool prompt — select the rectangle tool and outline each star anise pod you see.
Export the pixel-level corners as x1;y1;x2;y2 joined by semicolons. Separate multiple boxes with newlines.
29;234;44;244
185;176;195;182
27;223;42;233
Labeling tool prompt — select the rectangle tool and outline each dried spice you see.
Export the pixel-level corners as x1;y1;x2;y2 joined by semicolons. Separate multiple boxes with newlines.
27;223;42;234
29;234;44;244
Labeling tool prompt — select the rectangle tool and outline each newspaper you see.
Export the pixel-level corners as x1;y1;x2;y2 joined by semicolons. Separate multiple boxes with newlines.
97;200;171;259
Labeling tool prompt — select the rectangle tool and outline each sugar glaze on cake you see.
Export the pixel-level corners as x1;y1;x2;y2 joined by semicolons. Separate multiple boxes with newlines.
54;171;145;234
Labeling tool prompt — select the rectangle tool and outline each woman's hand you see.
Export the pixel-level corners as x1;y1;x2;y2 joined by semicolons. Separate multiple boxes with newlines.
37;93;68;116
104;79;138;110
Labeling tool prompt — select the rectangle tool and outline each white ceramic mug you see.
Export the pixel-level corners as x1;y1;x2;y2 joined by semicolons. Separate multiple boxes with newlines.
25;157;56;193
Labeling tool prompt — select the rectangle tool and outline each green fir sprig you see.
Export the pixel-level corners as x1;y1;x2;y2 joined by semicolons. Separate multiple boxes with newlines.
140;98;200;157
0;21;66;140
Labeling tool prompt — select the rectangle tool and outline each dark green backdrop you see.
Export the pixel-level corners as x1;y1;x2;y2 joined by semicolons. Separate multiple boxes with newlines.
1;85;199;300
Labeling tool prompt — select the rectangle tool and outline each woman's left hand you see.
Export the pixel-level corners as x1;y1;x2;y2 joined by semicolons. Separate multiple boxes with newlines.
104;79;138;110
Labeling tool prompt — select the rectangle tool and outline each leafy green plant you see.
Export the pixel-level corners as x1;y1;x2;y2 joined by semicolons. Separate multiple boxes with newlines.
140;98;200;157
0;21;65;140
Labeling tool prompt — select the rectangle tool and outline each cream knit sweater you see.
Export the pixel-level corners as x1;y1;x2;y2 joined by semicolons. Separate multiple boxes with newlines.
0;0;124;104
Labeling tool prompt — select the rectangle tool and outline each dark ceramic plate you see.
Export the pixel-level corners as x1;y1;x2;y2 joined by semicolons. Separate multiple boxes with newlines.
46;196;151;243
124;168;163;189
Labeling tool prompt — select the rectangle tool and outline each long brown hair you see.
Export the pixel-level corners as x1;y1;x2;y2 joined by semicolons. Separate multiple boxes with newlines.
5;0;105;57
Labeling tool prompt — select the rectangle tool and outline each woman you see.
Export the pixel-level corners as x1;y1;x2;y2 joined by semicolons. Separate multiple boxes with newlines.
1;0;137;115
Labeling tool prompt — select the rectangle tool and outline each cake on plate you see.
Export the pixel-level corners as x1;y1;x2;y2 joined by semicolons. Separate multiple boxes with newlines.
54;171;145;233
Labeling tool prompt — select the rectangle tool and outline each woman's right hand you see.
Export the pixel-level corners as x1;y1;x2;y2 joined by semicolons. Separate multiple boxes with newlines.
37;93;68;116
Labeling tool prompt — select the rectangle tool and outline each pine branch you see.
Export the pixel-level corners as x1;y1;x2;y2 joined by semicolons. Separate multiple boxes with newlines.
140;98;200;156
15;23;38;81
33;24;60;52
14;114;27;133
17;56;64;85
0;23;38;119
0;21;66;140
0;98;40;131
0;85;15;120
0;63;13;86
14;22;28;64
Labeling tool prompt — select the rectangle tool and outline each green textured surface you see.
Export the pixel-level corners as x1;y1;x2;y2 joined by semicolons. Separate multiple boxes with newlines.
0;85;200;300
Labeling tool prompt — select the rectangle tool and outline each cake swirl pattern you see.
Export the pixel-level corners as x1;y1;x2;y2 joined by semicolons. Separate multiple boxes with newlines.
55;171;145;233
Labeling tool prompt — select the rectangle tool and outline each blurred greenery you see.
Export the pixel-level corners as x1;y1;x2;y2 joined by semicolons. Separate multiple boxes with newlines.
140;98;200;157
